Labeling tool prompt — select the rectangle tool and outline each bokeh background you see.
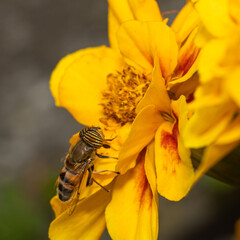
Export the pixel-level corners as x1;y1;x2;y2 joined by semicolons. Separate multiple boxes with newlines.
0;0;239;239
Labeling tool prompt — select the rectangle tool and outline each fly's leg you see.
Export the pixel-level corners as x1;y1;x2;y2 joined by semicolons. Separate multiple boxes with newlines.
86;163;110;191
93;169;120;174
105;136;117;141
89;165;119;192
96;153;118;160
86;166;94;187
95;154;119;174
102;136;117;148
92;178;109;192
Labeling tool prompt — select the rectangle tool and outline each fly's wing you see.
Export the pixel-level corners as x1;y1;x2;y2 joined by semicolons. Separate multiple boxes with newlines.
65;161;90;215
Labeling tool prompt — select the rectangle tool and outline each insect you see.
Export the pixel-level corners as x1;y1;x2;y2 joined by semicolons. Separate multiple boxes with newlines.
57;126;118;214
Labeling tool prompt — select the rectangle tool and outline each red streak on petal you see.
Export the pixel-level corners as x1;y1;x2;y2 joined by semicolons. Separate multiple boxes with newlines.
160;120;181;166
172;114;179;142
186;92;194;103
182;48;200;76
174;45;200;77
134;150;153;210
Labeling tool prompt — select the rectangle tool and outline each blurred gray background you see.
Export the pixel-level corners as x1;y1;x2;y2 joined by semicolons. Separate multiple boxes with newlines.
0;0;239;239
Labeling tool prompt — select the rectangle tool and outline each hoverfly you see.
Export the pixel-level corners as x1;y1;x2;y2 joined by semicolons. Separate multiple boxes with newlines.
57;126;118;215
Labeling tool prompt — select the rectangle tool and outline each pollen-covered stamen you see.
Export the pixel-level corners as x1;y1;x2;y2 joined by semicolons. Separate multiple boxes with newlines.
100;65;151;126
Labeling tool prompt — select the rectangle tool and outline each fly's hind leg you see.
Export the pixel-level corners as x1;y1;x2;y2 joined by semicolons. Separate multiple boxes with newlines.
86;165;94;187
87;165;110;192
91;178;109;192
93;169;120;174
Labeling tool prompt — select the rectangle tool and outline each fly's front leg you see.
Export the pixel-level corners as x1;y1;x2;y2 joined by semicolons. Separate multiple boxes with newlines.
92;178;109;192
86;151;97;187
102;136;117;148
96;153;118;160
95;152;119;174
87;164;110;192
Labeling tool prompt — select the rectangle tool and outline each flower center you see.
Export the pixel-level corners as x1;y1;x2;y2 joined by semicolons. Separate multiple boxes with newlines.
100;65;151;126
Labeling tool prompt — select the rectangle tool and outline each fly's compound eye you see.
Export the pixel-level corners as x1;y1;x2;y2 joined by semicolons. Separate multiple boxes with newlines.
80;127;104;149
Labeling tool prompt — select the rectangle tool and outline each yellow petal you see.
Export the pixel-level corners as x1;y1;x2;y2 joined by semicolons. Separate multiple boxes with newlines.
193;141;239;185
229;0;240;24
50;46;124;126
50;47;100;106
198;38;227;83
171;1;200;45
109;0;163;23
117;20;178;78
172;96;189;136
174;27;200;78
215;114;240;145
108;8;121;52
183;102;236;148
126;0;162;21
168;73;199;100
194;25;214;48
193;0;235;37
145;141;159;240
136;55;171;113
108;0;162;50
194;24;214;47
155;97;194;201
227;68;240;107
106;150;158;240
116;105;164;174
50;196;65;218
49;187;111;240
189;81;228;109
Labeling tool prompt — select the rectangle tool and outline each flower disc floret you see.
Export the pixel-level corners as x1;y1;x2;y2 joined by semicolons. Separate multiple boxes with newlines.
100;65;151;126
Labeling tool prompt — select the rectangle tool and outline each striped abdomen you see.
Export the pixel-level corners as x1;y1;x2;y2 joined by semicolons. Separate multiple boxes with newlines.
57;167;79;202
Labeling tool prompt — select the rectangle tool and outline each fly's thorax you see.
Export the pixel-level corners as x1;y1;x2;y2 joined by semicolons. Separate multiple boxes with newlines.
100;65;151;127
67;140;94;166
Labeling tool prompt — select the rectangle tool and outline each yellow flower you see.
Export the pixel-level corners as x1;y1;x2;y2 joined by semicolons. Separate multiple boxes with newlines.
183;0;240;184
105;58;197;239
49;0;200;239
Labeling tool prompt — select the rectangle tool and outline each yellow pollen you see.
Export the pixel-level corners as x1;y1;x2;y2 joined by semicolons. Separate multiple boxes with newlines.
100;65;151;126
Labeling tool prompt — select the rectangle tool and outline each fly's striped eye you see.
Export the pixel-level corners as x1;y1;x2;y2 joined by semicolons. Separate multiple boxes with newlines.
79;127;103;149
